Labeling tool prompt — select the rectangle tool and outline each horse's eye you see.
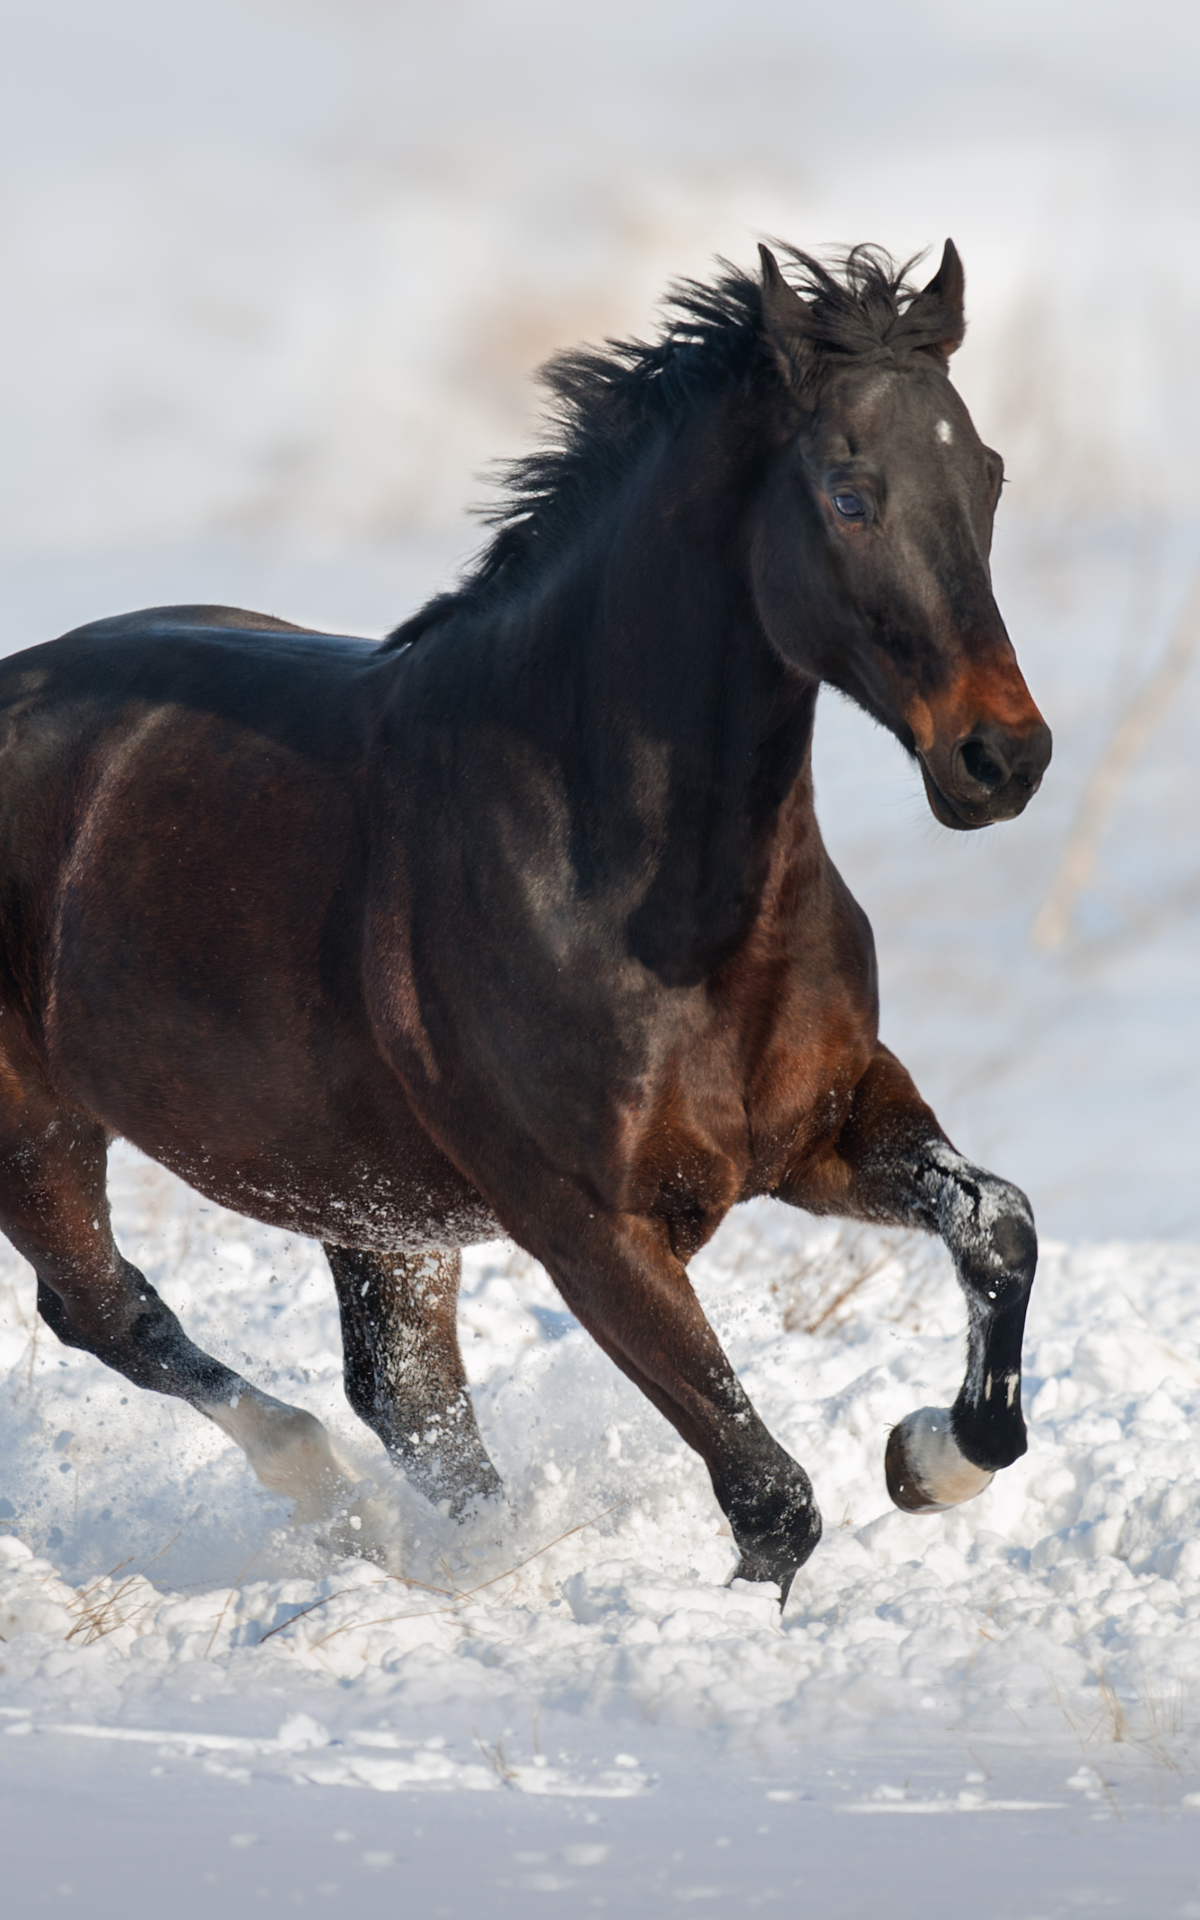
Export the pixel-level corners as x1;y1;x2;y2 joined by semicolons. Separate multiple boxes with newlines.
831;491;866;519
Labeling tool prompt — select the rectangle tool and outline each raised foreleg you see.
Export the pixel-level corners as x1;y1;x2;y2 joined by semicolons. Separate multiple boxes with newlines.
779;1045;1037;1513
325;1244;501;1516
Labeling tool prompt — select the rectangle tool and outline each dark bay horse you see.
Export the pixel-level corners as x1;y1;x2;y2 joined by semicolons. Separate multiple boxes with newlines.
0;242;1049;1600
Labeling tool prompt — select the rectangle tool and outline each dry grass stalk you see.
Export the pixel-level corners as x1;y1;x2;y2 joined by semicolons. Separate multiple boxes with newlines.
203;1549;261;1659
771;1224;944;1338
1094;1669;1129;1747
269;1498;628;1655
1033;560;1200;951
62;1533;182;1648
474;1732;517;1785
67;1569;150;1648
1054;1665;1192;1793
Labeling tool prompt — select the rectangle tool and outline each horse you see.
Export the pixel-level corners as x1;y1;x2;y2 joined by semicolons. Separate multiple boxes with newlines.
0;240;1050;1602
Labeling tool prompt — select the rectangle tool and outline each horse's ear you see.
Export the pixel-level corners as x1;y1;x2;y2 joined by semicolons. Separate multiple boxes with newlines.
913;239;966;359
759;244;814;385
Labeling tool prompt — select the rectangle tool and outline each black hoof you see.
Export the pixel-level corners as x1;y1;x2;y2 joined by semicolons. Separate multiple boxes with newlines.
394;1444;503;1520
722;1458;822;1610
727;1556;800;1611
446;1472;504;1522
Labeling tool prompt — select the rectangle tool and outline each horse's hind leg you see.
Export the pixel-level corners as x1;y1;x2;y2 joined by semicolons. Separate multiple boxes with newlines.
1;1090;354;1523
326;1244;501;1516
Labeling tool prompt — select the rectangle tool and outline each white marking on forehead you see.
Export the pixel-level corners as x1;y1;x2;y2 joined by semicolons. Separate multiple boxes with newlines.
935;418;953;445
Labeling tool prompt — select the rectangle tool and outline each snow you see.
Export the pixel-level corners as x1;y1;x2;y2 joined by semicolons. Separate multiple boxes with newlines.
6;0;1200;1912
8;1161;1200;1910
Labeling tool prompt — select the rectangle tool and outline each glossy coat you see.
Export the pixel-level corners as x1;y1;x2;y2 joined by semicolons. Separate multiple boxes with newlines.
0;243;1050;1595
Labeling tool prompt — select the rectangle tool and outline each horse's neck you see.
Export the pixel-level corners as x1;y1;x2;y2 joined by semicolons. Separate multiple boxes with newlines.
518;417;823;974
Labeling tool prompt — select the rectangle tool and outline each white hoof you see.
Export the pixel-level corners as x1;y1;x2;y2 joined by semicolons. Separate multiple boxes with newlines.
885;1406;994;1513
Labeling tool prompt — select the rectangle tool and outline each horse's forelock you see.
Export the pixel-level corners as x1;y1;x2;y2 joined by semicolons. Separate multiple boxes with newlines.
770;243;956;371
382;243;952;650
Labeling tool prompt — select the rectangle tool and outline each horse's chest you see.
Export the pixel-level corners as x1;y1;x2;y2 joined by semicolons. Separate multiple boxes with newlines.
612;964;875;1226
745;971;877;1155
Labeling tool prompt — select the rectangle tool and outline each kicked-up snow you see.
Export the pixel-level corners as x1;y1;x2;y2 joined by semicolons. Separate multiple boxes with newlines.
6;1149;1200;1913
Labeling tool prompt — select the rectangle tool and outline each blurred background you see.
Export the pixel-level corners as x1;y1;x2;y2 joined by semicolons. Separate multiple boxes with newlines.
1;0;1198;1240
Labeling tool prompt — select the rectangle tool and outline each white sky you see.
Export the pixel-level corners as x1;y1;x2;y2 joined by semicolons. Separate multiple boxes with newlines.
1;0;1198;551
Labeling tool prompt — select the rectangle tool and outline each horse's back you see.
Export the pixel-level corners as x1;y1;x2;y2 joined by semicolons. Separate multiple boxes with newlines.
61;602;328;638
0;604;385;754
0;605;388;1067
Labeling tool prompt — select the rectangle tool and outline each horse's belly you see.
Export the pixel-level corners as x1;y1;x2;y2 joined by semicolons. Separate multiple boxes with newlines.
127;1118;503;1254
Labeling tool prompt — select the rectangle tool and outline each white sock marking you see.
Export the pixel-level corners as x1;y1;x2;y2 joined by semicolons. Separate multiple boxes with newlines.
897;1406;994;1509
205;1389;354;1523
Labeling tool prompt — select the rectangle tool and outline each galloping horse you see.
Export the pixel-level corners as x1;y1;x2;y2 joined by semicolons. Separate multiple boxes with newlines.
0;242;1049;1600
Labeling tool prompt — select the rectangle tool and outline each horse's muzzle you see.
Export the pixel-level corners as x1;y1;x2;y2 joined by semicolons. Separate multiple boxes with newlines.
920;718;1053;830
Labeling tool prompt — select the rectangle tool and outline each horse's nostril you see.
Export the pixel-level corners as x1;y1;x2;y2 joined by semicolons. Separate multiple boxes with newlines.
958;737;1008;793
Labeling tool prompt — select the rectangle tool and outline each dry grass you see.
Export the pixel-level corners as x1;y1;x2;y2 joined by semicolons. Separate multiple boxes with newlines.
1049;1665;1199;1804
203;1549;261;1659
474;1733;518;1785
66;1563;154;1648
1093;1669;1192;1777
63;1534;180;1647
769;1223;951;1339
258;1498;627;1659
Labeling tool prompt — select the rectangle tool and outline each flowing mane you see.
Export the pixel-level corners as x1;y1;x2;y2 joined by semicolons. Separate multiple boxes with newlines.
383;244;940;648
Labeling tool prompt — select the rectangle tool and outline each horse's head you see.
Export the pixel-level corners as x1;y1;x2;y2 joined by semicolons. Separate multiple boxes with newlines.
750;243;1051;830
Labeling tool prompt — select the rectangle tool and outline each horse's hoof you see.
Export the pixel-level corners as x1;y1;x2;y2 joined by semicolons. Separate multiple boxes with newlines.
727;1557;798;1612
722;1458;821;1609
446;1470;504;1523
886;1407;994;1513
314;1490;402;1569
726;1505;820;1610
392;1439;502;1521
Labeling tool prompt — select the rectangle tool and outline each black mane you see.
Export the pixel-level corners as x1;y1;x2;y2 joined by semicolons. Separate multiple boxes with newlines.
383;245;928;649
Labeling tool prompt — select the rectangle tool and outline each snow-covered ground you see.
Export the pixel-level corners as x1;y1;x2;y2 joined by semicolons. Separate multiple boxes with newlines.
7;1;1200;1913
7;1162;1200;1913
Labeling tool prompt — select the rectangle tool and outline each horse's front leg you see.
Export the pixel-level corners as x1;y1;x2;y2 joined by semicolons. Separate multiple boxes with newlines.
522;1207;822;1601
780;1045;1037;1514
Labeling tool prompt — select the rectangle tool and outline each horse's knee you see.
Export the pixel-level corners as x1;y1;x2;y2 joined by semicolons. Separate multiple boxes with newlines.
923;1148;1037;1304
962;1181;1037;1309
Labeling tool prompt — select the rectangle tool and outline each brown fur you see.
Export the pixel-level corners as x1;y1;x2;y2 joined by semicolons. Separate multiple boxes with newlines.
0;245;1050;1593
